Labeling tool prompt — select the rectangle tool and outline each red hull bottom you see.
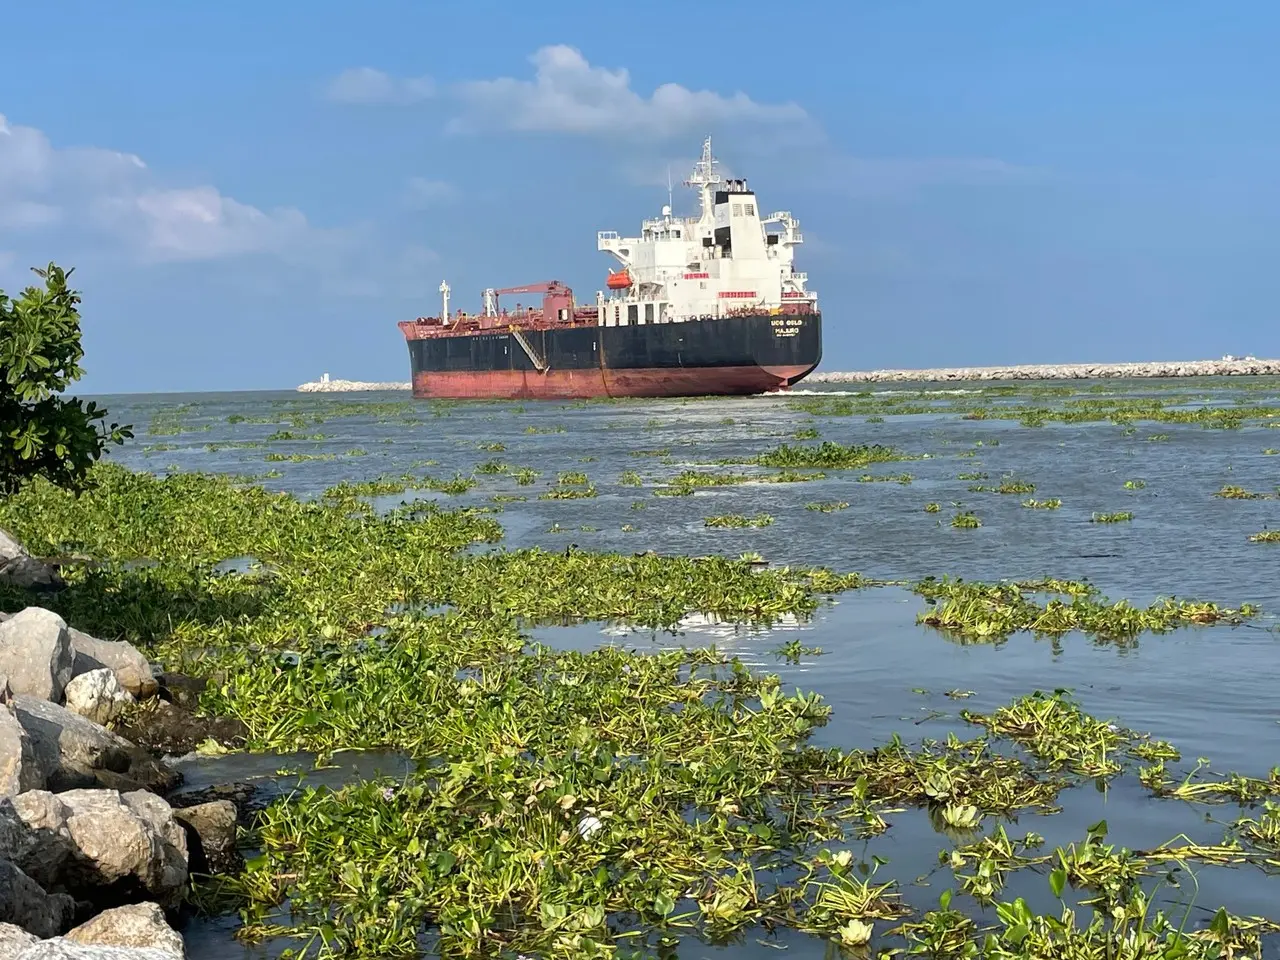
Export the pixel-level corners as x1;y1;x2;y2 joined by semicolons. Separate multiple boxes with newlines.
411;365;815;400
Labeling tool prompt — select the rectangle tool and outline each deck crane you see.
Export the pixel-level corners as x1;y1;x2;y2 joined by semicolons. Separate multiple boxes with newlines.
481;281;567;317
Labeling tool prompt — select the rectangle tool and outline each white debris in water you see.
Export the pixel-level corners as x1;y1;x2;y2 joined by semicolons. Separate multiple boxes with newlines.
577;815;603;839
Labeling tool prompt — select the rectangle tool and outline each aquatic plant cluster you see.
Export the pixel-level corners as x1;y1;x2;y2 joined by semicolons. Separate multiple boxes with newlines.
4;377;1280;959
0;460;1274;958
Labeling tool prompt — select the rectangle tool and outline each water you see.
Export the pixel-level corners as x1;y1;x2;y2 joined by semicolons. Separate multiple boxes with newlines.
94;382;1280;956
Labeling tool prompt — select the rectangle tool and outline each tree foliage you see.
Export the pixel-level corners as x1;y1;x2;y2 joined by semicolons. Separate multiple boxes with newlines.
0;263;131;496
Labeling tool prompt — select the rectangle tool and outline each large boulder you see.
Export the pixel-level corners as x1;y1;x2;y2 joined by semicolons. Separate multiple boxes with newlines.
63;903;183;957
66;634;156;701
0;790;187;908
0;922;39;957
172;801;239;875
1;705;43;796
10;698;177;794
61;673;132;728
0;612;74;704
0;532;64;593
0;859;77;939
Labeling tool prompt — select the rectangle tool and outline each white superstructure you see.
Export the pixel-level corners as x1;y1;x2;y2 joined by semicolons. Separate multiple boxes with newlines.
595;137;817;327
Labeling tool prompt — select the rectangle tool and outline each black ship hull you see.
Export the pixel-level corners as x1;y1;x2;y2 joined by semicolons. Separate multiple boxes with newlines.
403;311;821;399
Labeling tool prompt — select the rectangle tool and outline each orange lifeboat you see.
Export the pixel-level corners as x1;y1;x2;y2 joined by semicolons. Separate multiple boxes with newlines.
606;269;633;290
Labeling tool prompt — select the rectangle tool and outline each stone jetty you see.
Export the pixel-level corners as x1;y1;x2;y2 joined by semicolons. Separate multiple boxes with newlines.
0;529;248;958
810;357;1280;384
297;377;410;393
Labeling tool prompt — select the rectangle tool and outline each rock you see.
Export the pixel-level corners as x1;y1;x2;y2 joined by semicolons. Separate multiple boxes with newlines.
1;790;187;908
6;942;179;959
109;701;245;758
0;531;64;593
10;698;178;794
1;704;43;795
168;782;264;825
172;801;239;875
0;611;74;704
67;634;156;701
154;676;204;711
0;859;77;939
0;922;39;959
63;903;183;957
61;674;132;728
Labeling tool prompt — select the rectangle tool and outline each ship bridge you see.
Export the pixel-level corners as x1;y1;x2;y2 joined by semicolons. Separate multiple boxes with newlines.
594;137;816;327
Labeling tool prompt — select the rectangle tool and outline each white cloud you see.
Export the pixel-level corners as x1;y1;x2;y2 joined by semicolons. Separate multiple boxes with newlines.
450;46;808;139
0;111;334;263
405;177;458;206
326;67;435;104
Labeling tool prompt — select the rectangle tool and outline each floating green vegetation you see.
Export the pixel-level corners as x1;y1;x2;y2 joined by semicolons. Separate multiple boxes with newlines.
792;427;821;440
629;447;670;457
806;501;850;513
265;430;327;441
557;470;589;485
964;691;1178;778
475;459;507;475
859;472;914;484
424;474;476;495
914;578;1255;643
1215;484;1267;499
957;471;988;481
491;494;527;503
1249;530;1280;543
1147;433;1170;441
617;470;642;486
344;448;368;457
951;511;982;529
141;443;177;453
866;415;885;423
263;452;337;463
512;468;539;486
1091;511;1133;523
767;470;827;484
524;424;565;434
924;502;941;513
704;513;775;528
969;478;1036;494
619;523;636;532
1;457;1273;956
540;486;598;500
204;441;265;452
1265;448;1280;456
476;441;506;452
1124;479;1147;490
1022;498;1062;509
748;441;910;470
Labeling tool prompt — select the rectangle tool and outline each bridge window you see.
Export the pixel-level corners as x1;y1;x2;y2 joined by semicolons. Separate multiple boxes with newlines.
744;204;755;216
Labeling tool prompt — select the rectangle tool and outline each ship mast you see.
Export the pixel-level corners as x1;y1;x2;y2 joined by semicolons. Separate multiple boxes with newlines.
684;136;721;221
439;280;451;324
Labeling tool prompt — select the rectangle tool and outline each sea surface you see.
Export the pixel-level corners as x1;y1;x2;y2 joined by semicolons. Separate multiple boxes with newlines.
92;380;1280;958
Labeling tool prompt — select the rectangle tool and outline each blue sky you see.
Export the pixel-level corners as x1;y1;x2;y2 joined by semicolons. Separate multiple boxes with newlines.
2;0;1278;392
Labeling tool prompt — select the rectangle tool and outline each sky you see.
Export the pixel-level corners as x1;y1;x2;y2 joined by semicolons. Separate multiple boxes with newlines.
2;0;1279;393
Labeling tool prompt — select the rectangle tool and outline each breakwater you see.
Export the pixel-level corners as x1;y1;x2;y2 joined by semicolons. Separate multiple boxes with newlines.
811;357;1280;383
297;378;410;392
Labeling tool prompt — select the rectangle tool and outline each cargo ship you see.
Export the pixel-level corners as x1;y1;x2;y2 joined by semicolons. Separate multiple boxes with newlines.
398;138;821;399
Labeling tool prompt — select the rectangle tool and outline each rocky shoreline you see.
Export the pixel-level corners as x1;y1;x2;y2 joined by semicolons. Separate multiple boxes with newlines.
809;357;1280;384
0;533;248;959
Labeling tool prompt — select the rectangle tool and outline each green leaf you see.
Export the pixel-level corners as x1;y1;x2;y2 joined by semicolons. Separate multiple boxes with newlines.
1049;867;1066;899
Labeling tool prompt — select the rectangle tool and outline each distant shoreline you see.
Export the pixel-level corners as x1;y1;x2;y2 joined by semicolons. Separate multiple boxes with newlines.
809;358;1280;383
296;358;1280;393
